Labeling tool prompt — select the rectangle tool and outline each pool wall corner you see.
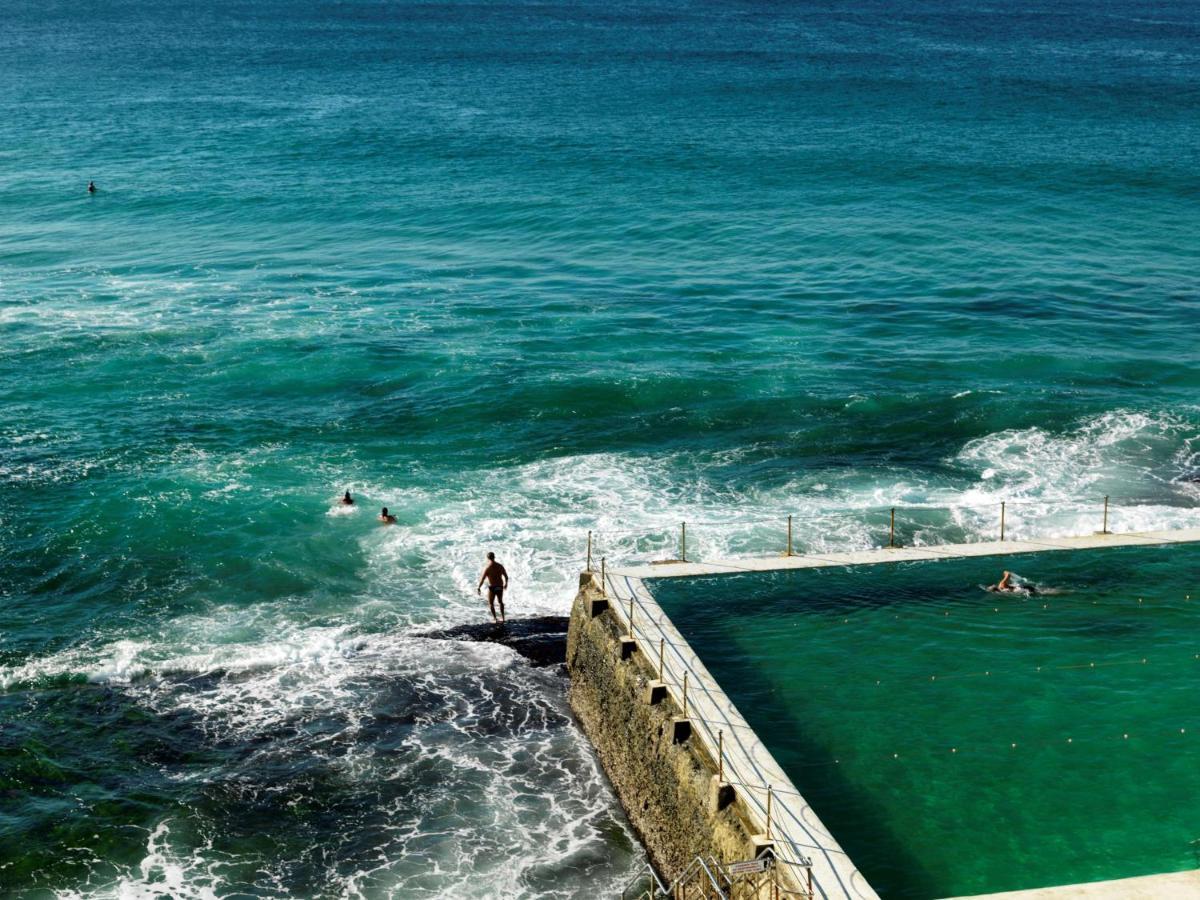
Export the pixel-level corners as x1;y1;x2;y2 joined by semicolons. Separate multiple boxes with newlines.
566;571;770;887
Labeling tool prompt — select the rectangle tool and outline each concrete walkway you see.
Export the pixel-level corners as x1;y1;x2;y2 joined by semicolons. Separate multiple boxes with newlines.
613;527;1200;580
954;868;1200;899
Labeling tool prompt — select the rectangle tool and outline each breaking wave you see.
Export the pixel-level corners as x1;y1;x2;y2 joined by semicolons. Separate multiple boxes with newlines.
5;409;1198;898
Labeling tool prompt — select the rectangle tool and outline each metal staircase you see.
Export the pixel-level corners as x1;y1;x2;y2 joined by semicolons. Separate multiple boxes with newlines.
620;851;813;900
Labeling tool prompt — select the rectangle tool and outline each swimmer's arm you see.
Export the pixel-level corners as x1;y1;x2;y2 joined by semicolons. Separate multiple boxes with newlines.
500;565;508;588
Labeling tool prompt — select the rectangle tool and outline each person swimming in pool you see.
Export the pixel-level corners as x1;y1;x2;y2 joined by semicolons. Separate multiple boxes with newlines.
992;570;1039;594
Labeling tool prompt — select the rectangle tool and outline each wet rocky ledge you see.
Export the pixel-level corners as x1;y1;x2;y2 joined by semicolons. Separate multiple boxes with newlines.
418;616;569;669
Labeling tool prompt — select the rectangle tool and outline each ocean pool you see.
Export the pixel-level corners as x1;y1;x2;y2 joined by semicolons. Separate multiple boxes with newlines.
649;542;1200;899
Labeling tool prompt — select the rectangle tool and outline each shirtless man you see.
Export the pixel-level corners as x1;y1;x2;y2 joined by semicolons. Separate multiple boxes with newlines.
994;570;1037;594
378;506;397;524
341;490;354;506
477;552;508;623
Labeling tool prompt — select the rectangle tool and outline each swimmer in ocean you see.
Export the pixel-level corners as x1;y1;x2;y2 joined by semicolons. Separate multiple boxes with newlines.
994;570;1016;592
341;490;354;506
87;181;96;193
378;506;396;524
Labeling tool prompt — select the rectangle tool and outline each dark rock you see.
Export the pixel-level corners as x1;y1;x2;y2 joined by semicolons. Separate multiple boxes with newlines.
419;616;569;669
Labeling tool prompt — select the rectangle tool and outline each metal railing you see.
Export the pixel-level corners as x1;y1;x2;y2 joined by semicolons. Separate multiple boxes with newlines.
600;572;837;899
584;493;1200;567
593;493;1200;899
620;851;813;900
620;862;669;900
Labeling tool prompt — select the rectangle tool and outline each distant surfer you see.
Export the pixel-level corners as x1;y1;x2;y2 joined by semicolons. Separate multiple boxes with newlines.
378;506;396;524
87;181;96;194
477;552;508;623
340;490;354;506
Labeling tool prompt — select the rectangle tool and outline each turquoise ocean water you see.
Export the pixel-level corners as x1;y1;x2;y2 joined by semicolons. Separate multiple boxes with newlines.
1;0;1198;896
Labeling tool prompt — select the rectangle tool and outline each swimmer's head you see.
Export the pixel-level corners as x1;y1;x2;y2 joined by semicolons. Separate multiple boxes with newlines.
344;490;351;500
381;507;388;516
487;552;495;561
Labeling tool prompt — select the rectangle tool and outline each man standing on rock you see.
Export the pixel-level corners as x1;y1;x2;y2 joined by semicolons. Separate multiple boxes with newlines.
476;552;508;624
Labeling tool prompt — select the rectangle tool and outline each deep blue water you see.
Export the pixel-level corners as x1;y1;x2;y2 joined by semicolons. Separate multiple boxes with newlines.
1;0;1198;896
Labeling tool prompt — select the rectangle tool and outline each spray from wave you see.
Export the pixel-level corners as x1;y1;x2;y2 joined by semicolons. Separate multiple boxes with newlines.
5;410;1197;898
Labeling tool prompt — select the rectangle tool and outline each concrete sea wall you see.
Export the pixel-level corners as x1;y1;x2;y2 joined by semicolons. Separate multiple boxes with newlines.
566;572;767;885
568;568;878;900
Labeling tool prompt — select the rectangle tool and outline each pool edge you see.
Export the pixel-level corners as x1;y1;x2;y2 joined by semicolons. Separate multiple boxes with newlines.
567;568;879;899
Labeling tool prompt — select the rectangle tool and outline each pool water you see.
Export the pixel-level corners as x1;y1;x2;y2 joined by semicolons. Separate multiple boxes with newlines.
649;543;1200;899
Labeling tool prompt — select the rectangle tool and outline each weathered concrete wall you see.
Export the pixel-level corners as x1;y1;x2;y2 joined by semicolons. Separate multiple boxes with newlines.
565;572;763;885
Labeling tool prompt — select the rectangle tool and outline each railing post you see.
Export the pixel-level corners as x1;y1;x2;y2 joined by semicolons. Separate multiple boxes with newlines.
766;785;773;839
889;507;895;548
718;730;724;782
600;557;606;596
1000;501;1006;542
628;595;635;633
786;515;793;557
1103;495;1110;534
681;522;687;562
586;530;592;571
658;638;664;681
682;672;689;718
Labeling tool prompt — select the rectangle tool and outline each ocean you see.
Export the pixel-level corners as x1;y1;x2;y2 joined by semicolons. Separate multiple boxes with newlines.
1;0;1198;896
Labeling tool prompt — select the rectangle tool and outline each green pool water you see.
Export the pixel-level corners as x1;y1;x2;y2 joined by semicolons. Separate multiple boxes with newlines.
648;543;1200;899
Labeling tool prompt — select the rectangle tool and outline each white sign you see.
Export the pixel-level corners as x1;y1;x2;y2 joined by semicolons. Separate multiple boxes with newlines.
727;858;770;876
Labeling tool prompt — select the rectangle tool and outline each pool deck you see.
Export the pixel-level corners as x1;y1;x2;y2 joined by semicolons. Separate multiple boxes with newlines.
954;868;1200;899
612;526;1200;580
